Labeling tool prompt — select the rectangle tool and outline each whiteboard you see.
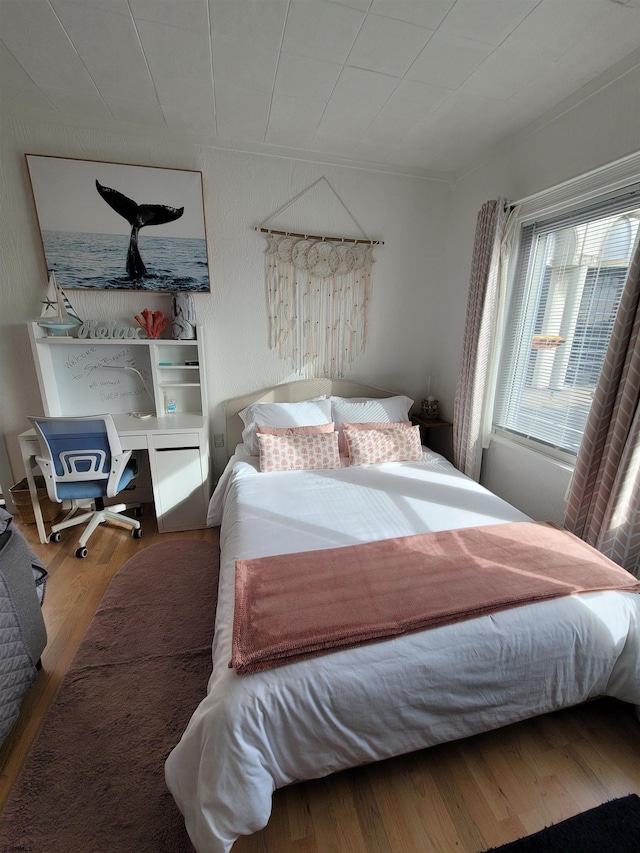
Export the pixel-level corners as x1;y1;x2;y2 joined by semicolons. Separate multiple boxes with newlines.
49;343;155;415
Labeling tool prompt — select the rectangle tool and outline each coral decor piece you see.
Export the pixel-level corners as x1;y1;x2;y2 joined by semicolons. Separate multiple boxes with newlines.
134;309;169;338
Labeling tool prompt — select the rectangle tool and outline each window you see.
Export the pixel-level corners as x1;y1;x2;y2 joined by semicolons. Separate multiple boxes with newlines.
493;189;640;461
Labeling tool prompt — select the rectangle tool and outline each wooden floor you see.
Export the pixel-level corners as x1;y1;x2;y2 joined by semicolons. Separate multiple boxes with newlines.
1;507;639;852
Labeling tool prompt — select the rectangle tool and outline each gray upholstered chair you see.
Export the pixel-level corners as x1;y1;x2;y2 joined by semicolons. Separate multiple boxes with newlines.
0;507;47;746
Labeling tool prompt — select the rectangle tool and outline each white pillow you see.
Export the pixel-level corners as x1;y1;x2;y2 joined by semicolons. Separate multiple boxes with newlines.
330;395;414;454
239;397;333;456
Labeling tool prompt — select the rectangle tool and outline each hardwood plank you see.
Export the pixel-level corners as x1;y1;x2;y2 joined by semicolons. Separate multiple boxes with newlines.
459;737;518;825
372;750;466;853
425;746;488;851
307;773;367;853
350;769;393;853
367;759;434;853
443;741;515;845
286;779;315;842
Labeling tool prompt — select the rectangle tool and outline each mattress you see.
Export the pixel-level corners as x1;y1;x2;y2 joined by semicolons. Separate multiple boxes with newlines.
165;448;640;853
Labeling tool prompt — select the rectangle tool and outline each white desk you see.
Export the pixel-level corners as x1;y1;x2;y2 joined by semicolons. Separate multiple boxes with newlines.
20;413;210;544
24;323;212;544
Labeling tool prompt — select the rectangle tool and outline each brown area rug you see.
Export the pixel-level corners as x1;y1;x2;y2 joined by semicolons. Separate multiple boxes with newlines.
0;539;219;853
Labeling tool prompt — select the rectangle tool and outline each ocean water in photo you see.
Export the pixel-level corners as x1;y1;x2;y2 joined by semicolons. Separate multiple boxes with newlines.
41;230;210;291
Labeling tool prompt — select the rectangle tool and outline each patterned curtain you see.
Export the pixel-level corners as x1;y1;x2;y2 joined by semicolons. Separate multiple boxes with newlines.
453;199;510;480
564;237;640;577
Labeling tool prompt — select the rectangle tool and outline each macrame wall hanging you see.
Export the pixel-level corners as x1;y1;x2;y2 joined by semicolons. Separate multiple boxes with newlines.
256;177;383;378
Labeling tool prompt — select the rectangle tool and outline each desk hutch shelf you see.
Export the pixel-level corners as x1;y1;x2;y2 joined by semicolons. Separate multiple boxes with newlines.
29;323;207;419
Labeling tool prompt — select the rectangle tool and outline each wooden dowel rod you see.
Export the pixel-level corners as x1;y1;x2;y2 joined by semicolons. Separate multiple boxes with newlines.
255;227;383;246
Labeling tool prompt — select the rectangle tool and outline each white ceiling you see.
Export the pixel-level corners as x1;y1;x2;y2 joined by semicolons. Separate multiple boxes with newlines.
1;0;639;180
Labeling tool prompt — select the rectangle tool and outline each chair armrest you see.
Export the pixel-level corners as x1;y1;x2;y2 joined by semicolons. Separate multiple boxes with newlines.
106;449;133;498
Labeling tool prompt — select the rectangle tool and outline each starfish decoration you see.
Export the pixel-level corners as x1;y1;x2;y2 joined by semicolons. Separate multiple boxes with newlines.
41;297;57;312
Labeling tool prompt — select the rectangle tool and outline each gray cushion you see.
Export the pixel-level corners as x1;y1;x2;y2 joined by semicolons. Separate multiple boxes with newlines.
0;508;48;746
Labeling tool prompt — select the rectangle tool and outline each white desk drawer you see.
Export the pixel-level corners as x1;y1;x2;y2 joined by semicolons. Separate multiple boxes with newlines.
152;432;200;450
120;434;149;451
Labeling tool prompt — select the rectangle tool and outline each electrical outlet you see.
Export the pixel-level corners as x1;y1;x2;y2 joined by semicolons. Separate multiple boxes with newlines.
214;434;225;448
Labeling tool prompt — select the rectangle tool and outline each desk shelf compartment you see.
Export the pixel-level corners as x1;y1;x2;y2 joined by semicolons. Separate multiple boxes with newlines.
157;383;203;416
151;342;204;417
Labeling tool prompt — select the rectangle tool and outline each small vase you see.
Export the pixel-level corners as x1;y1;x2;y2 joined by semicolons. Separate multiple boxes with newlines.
172;292;196;340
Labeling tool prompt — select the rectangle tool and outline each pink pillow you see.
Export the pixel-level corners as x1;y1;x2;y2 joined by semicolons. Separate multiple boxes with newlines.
257;432;341;472
341;421;412;457
257;423;335;436
345;425;423;466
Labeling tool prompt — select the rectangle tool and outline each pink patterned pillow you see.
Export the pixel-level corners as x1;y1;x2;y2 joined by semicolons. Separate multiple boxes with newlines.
258;423;335;436
341;421;412;457
258;432;341;472
345;425;423;466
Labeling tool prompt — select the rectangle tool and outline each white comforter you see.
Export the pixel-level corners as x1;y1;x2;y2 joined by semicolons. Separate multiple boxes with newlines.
165;449;640;853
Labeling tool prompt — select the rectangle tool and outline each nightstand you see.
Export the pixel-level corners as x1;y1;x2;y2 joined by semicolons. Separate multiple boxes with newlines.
410;414;453;451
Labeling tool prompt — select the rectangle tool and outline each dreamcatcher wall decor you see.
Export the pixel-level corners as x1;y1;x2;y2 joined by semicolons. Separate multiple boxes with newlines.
256;178;383;377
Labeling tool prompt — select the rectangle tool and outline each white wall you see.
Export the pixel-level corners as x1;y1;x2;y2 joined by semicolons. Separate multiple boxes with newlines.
435;63;640;522
0;117;452;484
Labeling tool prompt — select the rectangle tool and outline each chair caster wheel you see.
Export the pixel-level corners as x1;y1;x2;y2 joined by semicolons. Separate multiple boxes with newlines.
133;528;143;539
75;546;88;559
134;507;143;518
49;532;61;543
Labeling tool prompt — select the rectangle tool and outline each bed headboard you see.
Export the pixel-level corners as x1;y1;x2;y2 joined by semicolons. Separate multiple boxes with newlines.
224;378;397;453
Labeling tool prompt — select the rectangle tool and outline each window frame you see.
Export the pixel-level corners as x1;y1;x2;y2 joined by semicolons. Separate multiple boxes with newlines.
490;178;640;466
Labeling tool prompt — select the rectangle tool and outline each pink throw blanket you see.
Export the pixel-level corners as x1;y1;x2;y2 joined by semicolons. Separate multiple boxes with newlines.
231;521;640;674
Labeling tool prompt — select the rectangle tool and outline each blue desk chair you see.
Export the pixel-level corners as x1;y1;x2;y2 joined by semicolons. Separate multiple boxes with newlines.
29;414;142;558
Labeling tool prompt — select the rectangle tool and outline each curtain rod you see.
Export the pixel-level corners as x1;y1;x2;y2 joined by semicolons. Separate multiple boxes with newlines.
255;227;383;245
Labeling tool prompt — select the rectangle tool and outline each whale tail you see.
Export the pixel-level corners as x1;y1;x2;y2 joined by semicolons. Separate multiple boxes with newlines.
95;180;184;277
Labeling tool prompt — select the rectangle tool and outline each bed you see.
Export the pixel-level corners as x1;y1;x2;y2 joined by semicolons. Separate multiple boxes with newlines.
165;379;640;853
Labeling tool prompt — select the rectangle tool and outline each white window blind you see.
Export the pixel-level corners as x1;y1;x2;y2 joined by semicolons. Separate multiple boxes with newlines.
493;188;640;459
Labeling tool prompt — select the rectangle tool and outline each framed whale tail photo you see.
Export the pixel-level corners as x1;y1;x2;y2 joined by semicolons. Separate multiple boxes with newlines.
26;155;210;293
